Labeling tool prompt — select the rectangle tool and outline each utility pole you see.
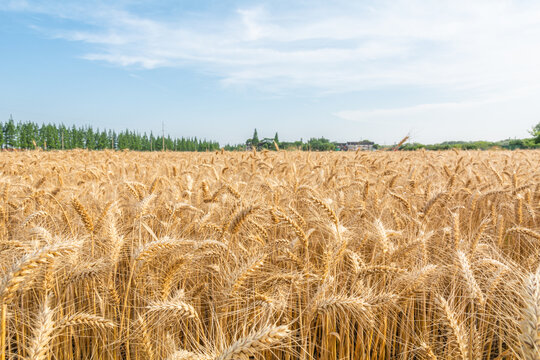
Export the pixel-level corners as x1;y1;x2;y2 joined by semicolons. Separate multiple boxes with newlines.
61;131;64;150
162;121;165;151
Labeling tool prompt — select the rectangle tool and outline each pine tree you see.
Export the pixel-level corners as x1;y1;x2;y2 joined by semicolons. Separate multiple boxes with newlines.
141;132;149;151
150;132;155;151
59;125;67;149
252;129;259;147
72;125;82;149
4;116;17;149
0;118;224;152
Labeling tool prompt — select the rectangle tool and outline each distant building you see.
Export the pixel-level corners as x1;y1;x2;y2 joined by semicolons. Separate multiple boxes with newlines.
335;140;375;151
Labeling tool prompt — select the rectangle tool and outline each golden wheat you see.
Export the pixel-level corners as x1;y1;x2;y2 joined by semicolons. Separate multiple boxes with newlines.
0;149;539;359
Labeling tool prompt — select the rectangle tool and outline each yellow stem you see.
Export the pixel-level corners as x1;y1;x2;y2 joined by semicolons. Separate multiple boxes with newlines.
1;303;7;360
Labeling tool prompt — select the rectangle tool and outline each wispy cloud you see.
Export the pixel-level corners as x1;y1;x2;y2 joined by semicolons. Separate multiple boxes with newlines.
334;86;540;121
334;85;540;144
335;100;493;122
5;0;540;98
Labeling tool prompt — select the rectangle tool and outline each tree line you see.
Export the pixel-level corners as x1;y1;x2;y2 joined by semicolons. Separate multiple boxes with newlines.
399;122;540;151
231;125;540;151
224;129;357;151
0;117;220;151
2;118;539;152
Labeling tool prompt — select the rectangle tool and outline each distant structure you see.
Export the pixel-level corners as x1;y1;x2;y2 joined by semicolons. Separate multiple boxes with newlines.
335;140;375;151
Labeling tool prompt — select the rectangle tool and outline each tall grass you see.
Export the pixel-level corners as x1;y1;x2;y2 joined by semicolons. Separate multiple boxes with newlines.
0;149;539;359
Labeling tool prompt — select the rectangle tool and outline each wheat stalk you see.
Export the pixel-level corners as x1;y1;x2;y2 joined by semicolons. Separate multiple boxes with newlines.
26;297;55;360
519;268;540;360
215;325;290;360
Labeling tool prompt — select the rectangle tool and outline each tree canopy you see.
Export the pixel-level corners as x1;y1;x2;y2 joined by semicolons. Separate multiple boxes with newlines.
0;119;220;151
531;122;540;143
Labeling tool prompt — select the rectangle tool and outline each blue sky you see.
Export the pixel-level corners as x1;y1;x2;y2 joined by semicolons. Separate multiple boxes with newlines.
1;0;540;145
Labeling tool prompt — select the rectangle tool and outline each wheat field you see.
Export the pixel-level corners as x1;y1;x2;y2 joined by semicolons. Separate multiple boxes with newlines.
0;149;539;360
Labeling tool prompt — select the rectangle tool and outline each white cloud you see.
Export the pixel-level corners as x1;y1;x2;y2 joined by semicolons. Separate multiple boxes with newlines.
334;87;540;144
336;100;493;122
6;0;540;96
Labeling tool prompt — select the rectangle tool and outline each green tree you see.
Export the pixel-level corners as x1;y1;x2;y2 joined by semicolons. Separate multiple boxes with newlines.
27;122;39;149
165;135;173;151
40;124;59;150
109;130;117;149
117;129;130;150
149;132;156;151
252;129;259;147
58;125;68;149
3;116;17;149
141;132;150;151
96;129;109;149
72;125;84;149
85;127;96;150
17;122;34;149
0;118;224;152
304;137;334;151
531;122;540;143
15;122;27;148
49;124;59;149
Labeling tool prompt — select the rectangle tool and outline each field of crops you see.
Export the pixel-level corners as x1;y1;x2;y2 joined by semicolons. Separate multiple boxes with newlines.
1;149;540;360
